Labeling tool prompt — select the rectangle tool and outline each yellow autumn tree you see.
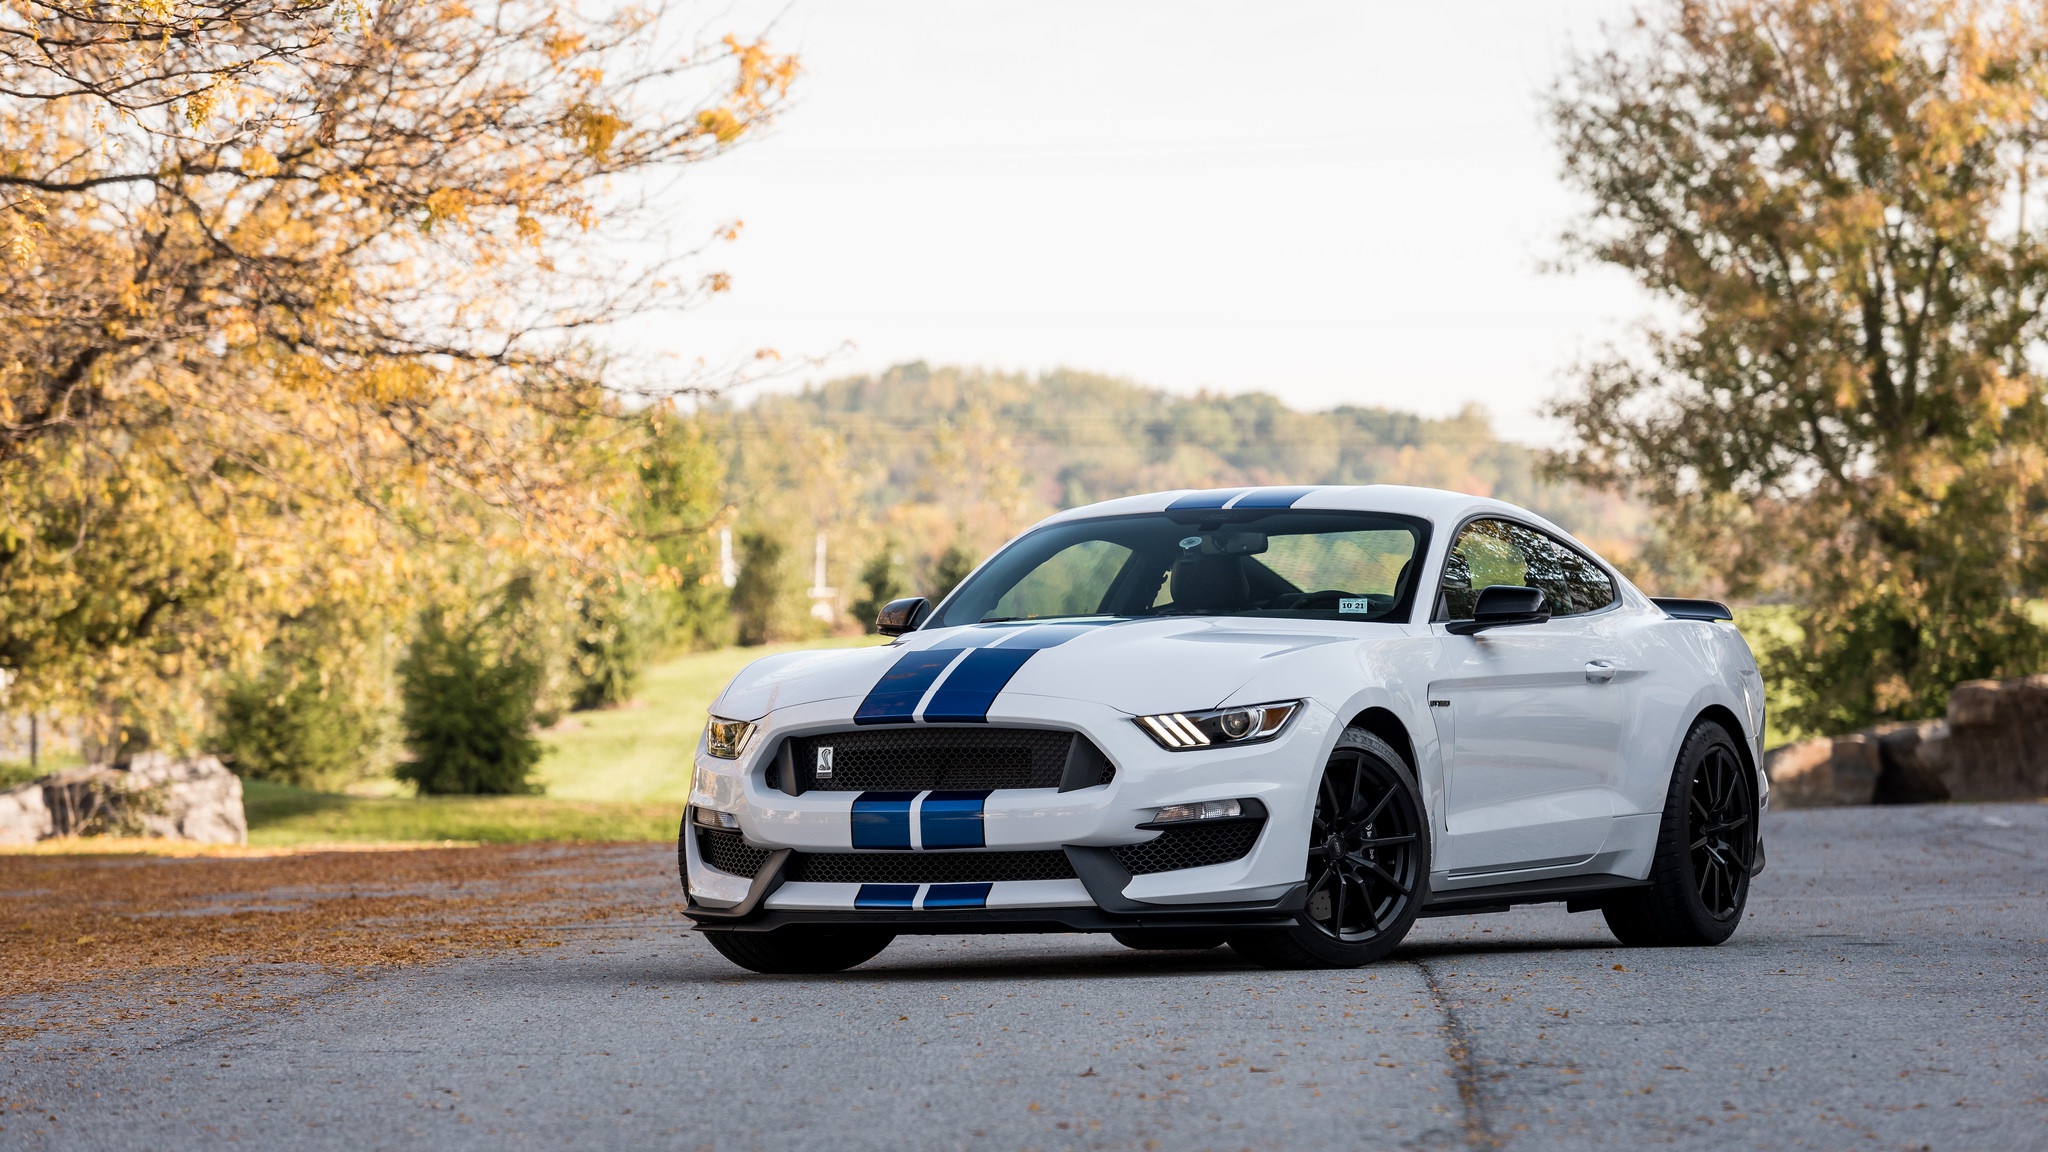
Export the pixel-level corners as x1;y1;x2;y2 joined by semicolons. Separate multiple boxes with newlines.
1550;0;2048;731
0;0;795;745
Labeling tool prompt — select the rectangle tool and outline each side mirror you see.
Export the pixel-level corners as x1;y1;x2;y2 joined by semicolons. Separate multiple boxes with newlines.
876;596;931;637
1445;585;1550;636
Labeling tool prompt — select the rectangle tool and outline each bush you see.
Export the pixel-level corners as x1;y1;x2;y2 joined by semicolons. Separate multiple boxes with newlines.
849;547;907;633
396;611;544;795
568;595;646;711
729;529;808;646
214;673;377;789
929;544;977;603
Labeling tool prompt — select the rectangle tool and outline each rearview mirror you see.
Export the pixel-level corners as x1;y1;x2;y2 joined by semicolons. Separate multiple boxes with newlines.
1446;585;1550;636
876;596;931;637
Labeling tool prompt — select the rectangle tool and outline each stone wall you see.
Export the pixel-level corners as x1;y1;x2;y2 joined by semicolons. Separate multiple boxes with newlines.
0;753;246;845
1764;675;2048;808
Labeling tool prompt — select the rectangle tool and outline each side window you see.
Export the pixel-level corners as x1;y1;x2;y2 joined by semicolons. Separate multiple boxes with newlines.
1438;519;1615;619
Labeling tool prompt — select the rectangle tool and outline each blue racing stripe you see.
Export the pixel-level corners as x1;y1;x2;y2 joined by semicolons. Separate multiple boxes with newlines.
854;884;919;909
1166;488;1249;511
920;648;1036;723
919;789;993;849
1230;485;1322;508
855;647;966;725
920;622;1103;722
922;883;992;909
850;791;917;849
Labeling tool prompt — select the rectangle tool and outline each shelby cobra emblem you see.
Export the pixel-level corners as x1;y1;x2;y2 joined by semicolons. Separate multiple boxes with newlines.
682;485;1766;974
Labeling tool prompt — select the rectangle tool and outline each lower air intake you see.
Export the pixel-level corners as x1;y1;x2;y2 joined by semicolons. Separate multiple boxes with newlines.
696;827;773;879
1112;819;1264;875
784;850;1077;885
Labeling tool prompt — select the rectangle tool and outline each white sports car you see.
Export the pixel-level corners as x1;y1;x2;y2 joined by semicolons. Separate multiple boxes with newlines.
681;485;1767;973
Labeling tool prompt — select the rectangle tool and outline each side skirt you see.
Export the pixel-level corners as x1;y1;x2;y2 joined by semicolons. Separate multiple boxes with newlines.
1418;872;1649;918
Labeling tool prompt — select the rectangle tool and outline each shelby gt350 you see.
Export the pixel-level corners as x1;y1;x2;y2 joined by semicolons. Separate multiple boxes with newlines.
681;484;1766;973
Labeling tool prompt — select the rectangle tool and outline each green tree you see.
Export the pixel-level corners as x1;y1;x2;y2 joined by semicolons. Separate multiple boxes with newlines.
0;1;794;746
849;546;909;632
214;674;380;790
929;544;978;604
396;609;544;796
729;530;806;646
1548;0;2048;733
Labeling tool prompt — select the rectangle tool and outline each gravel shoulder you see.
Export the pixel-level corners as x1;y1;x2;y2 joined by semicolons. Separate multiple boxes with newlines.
3;803;2043;1151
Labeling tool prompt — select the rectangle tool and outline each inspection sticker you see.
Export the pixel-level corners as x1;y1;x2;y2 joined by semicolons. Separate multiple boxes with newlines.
1338;597;1372;614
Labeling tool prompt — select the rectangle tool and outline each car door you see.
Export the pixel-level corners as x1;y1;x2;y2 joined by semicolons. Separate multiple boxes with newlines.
1427;518;1631;876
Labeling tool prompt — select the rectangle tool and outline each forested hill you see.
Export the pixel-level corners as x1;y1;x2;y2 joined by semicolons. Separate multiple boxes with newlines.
710;363;1644;579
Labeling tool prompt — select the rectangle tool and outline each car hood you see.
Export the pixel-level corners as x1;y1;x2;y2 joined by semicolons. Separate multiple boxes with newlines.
711;618;1367;721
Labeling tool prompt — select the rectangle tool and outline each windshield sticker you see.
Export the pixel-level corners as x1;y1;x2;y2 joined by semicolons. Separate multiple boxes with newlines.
1338;597;1372;614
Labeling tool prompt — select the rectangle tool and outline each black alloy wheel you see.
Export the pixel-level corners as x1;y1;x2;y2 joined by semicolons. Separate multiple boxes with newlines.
1689;739;1754;920
1604;719;1756;947
1230;727;1429;969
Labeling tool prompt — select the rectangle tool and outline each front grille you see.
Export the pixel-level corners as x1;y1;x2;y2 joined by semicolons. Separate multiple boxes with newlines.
696;827;773;879
784;849;1077;885
1113;820;1264;875
777;727;1111;793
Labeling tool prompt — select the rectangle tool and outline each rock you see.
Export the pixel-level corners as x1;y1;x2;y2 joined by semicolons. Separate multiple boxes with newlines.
1946;680;2003;727
1764;738;1834;808
0;780;54;846
1870;721;1952;805
1763;728;1921;809
1768;675;2048;808
1932;675;2048;802
0;754;246;845
122;753;248;844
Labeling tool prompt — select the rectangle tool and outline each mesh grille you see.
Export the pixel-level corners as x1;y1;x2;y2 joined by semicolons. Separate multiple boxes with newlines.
784;727;1103;793
696;827;773;879
1112;820;1264;875
785;849;1077;885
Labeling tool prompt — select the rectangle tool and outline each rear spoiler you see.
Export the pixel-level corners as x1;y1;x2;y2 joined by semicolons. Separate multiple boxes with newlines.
1651;597;1734;622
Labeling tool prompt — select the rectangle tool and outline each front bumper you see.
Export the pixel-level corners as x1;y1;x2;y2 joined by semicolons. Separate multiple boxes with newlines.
681;695;1334;930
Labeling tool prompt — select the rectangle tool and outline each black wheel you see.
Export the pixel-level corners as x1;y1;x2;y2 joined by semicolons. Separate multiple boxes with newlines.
701;927;896;974
1603;720;1756;947
1229;727;1428;969
1110;929;1229;951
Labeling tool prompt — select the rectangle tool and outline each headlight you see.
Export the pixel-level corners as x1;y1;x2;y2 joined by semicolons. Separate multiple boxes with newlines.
704;716;756;759
1135;702;1299;750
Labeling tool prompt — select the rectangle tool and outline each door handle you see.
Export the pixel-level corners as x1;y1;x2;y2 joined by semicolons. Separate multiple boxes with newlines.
1584;660;1618;684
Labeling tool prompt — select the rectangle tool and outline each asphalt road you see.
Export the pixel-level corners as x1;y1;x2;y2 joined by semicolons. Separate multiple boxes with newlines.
4;803;2044;1152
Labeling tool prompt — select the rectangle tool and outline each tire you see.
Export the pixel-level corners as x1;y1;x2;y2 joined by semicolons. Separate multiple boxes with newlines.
1603;719;1757;947
702;927;896;974
1228;727;1429;969
1110;929;1229;951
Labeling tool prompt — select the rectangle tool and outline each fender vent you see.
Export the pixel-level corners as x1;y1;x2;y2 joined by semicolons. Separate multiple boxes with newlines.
1112;820;1264;875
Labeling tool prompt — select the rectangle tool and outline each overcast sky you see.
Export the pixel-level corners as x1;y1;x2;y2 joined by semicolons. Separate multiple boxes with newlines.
650;0;1649;443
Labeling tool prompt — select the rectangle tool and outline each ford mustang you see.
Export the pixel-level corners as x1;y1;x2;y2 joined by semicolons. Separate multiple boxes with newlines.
680;485;1766;973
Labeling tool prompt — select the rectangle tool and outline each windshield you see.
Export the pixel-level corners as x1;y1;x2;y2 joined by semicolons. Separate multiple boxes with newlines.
929;510;1431;627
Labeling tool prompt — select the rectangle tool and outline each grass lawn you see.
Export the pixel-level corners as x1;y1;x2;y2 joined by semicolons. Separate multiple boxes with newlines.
533;635;882;802
241;636;882;845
